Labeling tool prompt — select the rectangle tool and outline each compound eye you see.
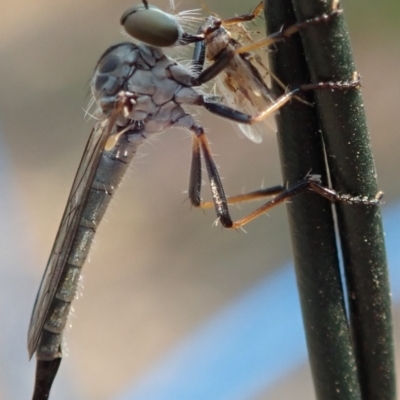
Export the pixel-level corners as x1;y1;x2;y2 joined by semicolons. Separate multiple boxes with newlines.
121;4;180;47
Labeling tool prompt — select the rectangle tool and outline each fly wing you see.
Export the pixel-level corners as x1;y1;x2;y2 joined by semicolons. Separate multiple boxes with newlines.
27;115;115;358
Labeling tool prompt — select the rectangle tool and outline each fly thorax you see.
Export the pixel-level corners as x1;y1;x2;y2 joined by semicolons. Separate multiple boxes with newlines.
92;42;184;124
92;43;140;110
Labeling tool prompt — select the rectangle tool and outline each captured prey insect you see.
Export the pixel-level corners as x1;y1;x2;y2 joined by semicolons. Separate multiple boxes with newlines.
195;1;275;143
195;0;312;143
28;2;382;399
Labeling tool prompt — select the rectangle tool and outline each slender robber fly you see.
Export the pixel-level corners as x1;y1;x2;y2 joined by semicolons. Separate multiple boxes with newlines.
28;2;382;399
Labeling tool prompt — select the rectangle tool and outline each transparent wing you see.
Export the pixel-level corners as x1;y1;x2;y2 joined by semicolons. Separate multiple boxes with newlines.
213;51;277;144
27;115;116;358
219;76;263;144
214;74;267;144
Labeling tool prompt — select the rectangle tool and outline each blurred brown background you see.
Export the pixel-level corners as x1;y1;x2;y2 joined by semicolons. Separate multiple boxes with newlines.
0;0;399;399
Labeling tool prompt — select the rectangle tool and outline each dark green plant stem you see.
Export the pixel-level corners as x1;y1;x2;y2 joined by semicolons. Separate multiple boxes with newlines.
265;1;361;399
290;1;396;399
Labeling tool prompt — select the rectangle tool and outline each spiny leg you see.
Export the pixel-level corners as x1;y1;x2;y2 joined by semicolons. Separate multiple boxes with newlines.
230;177;383;229
228;177;382;229
200;186;286;210
199;175;382;230
188;124;233;227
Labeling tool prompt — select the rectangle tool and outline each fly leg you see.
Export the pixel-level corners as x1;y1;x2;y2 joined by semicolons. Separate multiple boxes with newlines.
184;94;381;229
226;176;382;229
198;173;383;230
189;129;232;227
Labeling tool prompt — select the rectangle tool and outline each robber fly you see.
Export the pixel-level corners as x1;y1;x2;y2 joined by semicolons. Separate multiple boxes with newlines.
28;2;381;399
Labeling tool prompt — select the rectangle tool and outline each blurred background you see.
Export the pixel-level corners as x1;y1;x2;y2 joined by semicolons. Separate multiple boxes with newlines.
0;0;399;399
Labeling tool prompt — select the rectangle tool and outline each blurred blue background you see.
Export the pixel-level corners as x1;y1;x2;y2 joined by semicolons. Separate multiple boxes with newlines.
0;0;398;399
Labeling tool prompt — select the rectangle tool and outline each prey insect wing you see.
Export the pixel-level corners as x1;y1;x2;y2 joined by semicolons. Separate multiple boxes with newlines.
212;46;274;144
27;114;117;358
